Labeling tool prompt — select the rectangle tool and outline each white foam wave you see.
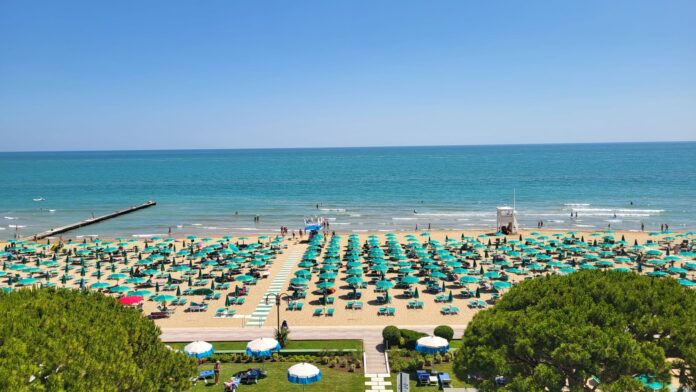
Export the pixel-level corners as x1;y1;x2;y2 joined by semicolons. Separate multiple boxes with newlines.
8;225;26;228
4;216;17;220
320;208;346;212
132;234;164;238
564;203;590;207
417;212;495;217
392;217;417;220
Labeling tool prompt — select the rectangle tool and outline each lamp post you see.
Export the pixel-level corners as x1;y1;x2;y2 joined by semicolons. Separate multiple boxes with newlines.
265;292;292;331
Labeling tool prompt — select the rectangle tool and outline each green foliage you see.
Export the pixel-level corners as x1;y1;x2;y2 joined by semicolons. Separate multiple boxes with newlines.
274;327;290;348
382;325;401;347
399;329;428;350
0;288;196;391
454;270;696;391
434;325;454;341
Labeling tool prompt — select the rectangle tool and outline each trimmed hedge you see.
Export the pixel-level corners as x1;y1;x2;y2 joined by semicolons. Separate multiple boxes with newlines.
434;325;454;341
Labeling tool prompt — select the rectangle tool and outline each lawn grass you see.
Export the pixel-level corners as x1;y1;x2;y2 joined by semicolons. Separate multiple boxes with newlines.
168;339;363;351
388;362;472;391
188;362;363;392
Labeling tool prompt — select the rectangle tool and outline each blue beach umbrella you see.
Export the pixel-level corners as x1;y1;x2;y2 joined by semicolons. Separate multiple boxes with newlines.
415;336;449;354
246;338;281;357
183;341;214;358
288;363;321;389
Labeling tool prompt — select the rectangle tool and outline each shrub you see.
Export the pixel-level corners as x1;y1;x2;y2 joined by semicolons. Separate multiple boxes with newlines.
399;329;428;350
382;325;401;347
434;325;454;341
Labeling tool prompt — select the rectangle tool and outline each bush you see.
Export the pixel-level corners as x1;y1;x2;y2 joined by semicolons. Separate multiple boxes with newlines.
382;325;401;347
399;329;428;350
434;325;454;341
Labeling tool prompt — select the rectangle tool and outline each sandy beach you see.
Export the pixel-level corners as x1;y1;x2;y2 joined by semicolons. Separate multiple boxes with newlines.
2;228;693;330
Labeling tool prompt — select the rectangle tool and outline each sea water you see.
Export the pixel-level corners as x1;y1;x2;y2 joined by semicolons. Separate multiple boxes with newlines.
1;142;695;239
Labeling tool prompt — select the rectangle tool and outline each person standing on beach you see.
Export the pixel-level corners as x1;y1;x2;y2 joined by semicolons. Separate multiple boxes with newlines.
641;222;644;231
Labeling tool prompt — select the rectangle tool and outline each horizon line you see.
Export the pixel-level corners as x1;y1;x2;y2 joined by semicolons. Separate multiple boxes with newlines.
1;140;694;154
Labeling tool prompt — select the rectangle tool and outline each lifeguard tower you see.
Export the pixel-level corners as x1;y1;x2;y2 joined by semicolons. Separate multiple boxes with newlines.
496;206;518;234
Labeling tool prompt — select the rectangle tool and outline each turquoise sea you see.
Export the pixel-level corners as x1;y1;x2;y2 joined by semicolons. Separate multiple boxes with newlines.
1;142;695;239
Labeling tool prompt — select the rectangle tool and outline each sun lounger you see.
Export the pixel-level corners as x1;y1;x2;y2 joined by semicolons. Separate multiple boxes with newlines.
148;311;169;319
326;308;334;316
353;301;363;309
236;297;245;305
378;307;387;316
387;307;395;316
416;370;429;386
226;309;236;317
438;372;452;387
287;301;296;311
313;308;323;316
346;301;354;309
295;302;303;311
215;308;226;317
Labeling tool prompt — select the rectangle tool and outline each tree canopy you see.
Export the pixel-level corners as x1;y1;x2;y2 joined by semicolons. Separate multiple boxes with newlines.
0;288;196;391
454;270;696;392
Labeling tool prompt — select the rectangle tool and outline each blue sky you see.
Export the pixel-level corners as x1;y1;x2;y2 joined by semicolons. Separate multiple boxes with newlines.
0;0;694;151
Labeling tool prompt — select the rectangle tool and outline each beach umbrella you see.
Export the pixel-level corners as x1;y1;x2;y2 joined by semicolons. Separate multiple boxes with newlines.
246;338;281;357
152;294;177;303
128;290;152;297
90;282;110;289
17;277;37;286
288;362;321;390
316;281;334;290
376;280;394;290
183;341;214;358
235;274;254;282
415;336;449;354
119;296;143;306
109;285;131;293
401;276;419;285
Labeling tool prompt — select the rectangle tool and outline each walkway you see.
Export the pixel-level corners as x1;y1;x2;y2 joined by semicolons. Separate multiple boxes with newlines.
245;250;300;327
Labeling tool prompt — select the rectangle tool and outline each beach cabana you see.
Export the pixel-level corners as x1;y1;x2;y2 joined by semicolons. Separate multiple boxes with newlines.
415;335;449;354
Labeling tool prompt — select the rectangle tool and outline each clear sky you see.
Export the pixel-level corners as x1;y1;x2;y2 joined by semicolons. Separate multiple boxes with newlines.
1;1;694;151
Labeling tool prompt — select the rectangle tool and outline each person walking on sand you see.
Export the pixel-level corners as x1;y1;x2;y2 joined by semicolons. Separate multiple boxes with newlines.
641;222;644;232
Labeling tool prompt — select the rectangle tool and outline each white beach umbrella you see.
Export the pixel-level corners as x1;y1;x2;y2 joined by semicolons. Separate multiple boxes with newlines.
415;335;449;354
288;362;321;387
246;337;281;357
183;340;214;358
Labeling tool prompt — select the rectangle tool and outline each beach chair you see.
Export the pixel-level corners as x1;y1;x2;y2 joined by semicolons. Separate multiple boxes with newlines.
287;301;296;311
378;307;387;316
450;306;460;314
416;370;430;386
236;297;246;305
226;309;236;317
313;308;323;317
326;308;334;316
215;308;226;317
326;296;335;305
387;307;395;316
354;301;363;310
441;306;451;315
438;373;452;388
295;302;303;311
346;301;355;309
407;300;416;309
